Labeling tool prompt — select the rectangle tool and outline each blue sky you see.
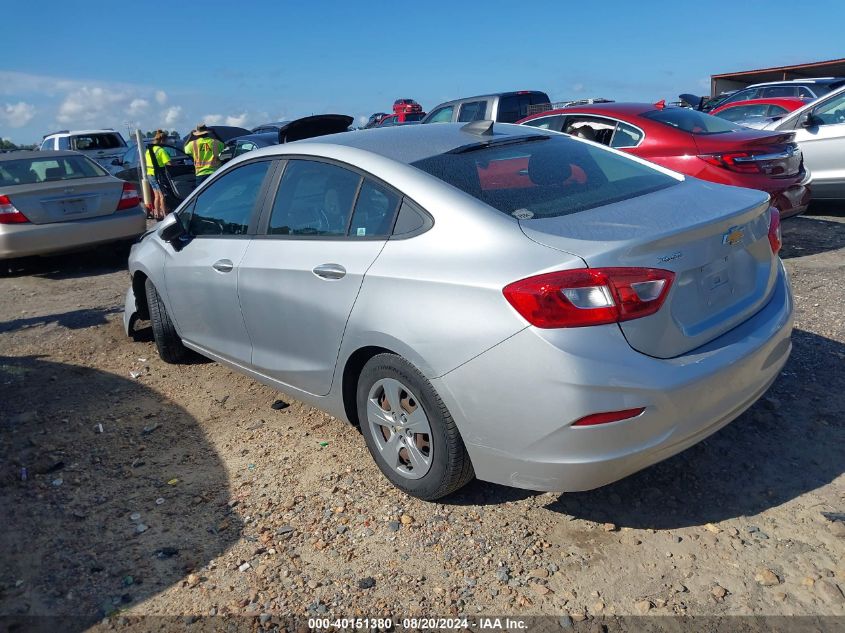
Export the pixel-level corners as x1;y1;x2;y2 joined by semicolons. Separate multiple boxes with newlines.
2;0;843;143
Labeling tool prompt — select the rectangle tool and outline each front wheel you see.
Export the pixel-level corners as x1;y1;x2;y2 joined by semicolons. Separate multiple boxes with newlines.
357;353;474;500
144;278;188;364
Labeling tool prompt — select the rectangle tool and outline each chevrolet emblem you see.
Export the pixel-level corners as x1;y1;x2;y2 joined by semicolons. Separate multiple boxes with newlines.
722;226;744;246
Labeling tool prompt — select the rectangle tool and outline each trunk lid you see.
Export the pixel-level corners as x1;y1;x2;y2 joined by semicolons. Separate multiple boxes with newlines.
694;130;802;177
3;176;125;225
520;178;778;358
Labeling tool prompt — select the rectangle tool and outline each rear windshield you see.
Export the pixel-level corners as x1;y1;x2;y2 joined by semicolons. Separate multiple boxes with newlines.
0;155;107;186
71;133;126;151
411;135;677;219
642;108;740;135
404;113;425;122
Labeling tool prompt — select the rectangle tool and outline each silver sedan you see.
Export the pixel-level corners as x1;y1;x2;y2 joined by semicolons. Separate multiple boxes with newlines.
0;150;146;265
124;122;793;500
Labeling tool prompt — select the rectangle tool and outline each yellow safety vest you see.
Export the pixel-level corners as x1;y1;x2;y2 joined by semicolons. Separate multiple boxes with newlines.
184;137;224;176
145;145;171;176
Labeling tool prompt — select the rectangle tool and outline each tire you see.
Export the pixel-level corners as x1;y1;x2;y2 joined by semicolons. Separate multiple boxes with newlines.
357;353;474;500
144;278;188;364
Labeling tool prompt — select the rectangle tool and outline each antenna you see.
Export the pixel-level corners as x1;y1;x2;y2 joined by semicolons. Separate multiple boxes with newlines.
461;120;494;136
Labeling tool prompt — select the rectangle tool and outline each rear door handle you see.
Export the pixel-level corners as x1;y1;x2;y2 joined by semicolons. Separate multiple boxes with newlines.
312;263;346;280
212;259;234;273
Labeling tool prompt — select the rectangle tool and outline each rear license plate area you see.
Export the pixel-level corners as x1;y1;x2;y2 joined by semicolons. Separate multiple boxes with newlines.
61;198;85;215
700;256;733;306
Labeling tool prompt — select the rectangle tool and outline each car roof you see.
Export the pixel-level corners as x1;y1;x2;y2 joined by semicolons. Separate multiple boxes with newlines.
715;97;806;108
45;129;120;136
524;102;659;119
747;77;845;88
253;122;551;165
229;132;279;145
433;90;548;107
0;150;82;161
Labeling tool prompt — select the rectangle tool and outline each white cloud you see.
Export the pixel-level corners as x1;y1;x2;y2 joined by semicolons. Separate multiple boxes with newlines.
203;112;250;127
155;90;167;105
162;105;182;126
1;101;36;127
127;98;149;116
57;86;131;124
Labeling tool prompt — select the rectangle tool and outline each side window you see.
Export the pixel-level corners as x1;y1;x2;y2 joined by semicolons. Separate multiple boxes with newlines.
234;141;257;156
797;86;814;99
40;138;54;151
349;179;401;238
522;115;560;130
458;101;488;122
761;86;797;98
268;160;361;236
57;137;70;150
427;106;454;123
122;146;137;165
767;105;788;117
497;95;521;123
188;161;271;236
610;122;643;148
813;92;845;126
564;116;616;146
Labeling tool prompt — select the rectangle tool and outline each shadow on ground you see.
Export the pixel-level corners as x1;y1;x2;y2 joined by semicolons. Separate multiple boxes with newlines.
0;307;122;334
2;245;130;281
444;329;844;529
0;356;242;630
781;213;845;259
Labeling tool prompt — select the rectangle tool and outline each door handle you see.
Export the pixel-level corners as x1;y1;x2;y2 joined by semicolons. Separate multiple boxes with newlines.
312;263;346;280
212;259;234;273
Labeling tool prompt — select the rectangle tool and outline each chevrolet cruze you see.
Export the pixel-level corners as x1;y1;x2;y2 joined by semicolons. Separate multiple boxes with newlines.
124;122;793;500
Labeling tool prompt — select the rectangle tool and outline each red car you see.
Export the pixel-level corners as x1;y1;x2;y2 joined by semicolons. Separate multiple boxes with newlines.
710;97;806;125
393;99;425;123
517;102;811;218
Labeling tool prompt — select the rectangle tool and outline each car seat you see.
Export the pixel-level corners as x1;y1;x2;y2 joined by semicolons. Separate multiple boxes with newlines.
45;166;64;180
570;125;597;141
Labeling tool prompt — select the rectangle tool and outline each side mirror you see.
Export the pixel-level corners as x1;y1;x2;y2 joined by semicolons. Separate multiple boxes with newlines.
158;213;186;242
802;113;821;128
219;147;234;163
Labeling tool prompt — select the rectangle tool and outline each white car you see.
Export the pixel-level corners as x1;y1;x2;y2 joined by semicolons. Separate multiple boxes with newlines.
40;129;128;168
762;85;845;200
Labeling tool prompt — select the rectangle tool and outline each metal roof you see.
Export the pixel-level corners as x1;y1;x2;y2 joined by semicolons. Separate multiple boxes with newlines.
711;58;845;95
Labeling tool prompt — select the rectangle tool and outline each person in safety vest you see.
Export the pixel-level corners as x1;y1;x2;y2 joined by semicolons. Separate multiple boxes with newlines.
183;123;225;185
145;129;171;220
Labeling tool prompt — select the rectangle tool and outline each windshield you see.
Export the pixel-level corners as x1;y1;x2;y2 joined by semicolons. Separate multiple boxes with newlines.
411;135;677;219
642;108;741;135
0;155;107;186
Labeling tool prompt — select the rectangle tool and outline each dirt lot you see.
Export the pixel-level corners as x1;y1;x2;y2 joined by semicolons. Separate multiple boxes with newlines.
1;207;844;630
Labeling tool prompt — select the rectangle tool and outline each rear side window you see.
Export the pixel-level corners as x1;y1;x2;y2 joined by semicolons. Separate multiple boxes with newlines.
71;133;126;150
187;161;271;236
642;108;740;135
497;93;550;123
522;115;564;131
57;137;70;150
349;180;401;237
0;155;106;186
797;86;815;98
40;138;54;151
717;104;769;122
411;135;677;220
458;101;488;122
269;160;361;236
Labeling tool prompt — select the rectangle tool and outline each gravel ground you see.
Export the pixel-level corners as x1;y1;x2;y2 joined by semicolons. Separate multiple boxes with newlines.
1;207;843;630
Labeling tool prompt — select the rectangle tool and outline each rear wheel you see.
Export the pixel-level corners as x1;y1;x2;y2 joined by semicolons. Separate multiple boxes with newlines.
357;353;473;500
144;278;188;364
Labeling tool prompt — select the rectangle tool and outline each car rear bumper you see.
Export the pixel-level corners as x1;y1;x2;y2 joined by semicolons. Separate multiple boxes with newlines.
433;261;793;492
0;207;146;259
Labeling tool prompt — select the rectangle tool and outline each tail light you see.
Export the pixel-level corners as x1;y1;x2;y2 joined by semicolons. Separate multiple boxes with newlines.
503;267;675;328
116;182;140;211
0;195;30;224
699;152;762;174
768;207;782;255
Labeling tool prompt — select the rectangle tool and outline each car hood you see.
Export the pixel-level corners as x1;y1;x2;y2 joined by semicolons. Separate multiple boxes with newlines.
278;115;354;143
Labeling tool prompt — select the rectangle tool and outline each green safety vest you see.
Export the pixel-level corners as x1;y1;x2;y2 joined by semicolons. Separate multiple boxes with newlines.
184;137;225;176
145;145;171;176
